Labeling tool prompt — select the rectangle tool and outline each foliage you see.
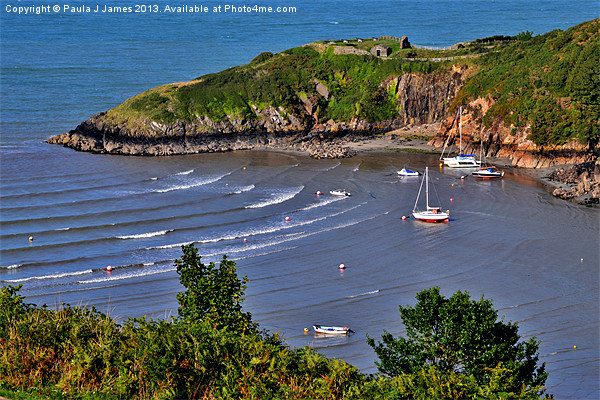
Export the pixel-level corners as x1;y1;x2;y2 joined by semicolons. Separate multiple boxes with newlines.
109;42;440;126
367;287;548;397
1;248;552;399
456;19;599;146
104;20;598;150
175;244;254;333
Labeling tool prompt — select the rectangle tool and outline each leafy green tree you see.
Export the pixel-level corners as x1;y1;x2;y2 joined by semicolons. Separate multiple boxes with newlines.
175;244;255;333
367;287;548;396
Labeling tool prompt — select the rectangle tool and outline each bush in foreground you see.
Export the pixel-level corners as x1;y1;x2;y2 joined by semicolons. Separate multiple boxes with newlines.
0;245;550;399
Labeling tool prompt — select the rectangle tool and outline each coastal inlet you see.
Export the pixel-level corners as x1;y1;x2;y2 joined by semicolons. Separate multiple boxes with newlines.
1;149;597;399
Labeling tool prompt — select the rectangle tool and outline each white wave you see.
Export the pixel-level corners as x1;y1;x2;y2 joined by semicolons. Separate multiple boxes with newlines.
353;163;361;172
143;262;155;266
175;169;194;176
245;186;304;209
1;264;23;269
149;202;365;251
233;184;255;194
300;196;346;211
55;227;71;231
78;268;171;284
3;269;93;283
346;289;380;299
323;162;341;171
148;241;194;250
117;229;172;240
155;172;231;193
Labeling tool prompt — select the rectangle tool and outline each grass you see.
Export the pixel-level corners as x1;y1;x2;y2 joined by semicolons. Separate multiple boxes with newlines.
100;19;598;148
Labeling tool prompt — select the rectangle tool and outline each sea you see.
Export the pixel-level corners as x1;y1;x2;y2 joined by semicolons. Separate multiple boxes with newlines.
1;0;598;397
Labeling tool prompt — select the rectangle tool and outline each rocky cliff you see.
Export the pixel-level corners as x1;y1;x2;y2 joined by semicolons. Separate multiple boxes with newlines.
428;97;598;169
48;66;468;158
49;20;598;171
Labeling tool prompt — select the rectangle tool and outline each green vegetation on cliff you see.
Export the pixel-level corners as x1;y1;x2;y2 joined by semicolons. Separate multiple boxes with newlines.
455;19;599;147
112;44;437;126
106;19;598;149
1;245;550;399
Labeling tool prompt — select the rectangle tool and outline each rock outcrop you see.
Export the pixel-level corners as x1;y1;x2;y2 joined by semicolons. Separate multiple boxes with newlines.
547;160;600;205
428;96;597;168
48;68;467;159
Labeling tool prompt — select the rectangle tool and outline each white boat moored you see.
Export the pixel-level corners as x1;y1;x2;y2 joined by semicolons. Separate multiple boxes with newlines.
313;324;353;335
330;189;351;196
412;167;449;223
471;165;504;179
397;168;420;176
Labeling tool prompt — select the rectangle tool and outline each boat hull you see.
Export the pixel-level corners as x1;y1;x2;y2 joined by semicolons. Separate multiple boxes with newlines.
444;155;481;168
330;190;351;196
313;325;351;334
471;167;504;179
412;211;449;222
398;168;420;176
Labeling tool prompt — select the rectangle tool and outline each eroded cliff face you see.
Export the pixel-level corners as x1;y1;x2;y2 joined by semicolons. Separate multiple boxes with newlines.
428;96;597;168
47;67;468;158
48;64;596;168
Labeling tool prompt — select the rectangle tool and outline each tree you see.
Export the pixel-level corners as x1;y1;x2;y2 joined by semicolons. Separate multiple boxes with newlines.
175;244;255;333
367;287;548;396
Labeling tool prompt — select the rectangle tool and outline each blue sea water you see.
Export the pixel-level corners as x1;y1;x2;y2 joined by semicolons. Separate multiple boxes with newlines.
1;1;599;398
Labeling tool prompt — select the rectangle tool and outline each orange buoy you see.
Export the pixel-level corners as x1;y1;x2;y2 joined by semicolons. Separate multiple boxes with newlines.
29;236;34;242
243;238;247;242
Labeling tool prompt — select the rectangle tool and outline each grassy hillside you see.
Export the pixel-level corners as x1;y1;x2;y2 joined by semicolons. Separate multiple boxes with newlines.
455;19;599;146
108;19;599;148
109;43;438;126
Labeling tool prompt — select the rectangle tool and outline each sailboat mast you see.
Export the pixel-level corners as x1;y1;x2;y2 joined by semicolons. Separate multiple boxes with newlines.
425;167;430;209
458;106;462;156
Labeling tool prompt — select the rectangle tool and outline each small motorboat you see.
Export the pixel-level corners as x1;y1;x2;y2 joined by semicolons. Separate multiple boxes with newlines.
471;165;504;179
397;168;420;176
330;189;351;196
313;324;354;335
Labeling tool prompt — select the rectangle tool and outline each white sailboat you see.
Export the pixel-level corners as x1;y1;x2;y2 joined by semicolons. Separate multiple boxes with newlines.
412;167;449;222
441;107;481;168
471;142;504;179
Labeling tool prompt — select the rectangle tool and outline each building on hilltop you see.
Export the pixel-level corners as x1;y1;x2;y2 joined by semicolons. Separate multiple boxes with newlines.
371;44;391;57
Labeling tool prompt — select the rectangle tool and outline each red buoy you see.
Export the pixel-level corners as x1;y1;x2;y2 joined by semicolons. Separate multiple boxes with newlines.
106;265;113;271
285;216;290;222
339;263;346;269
